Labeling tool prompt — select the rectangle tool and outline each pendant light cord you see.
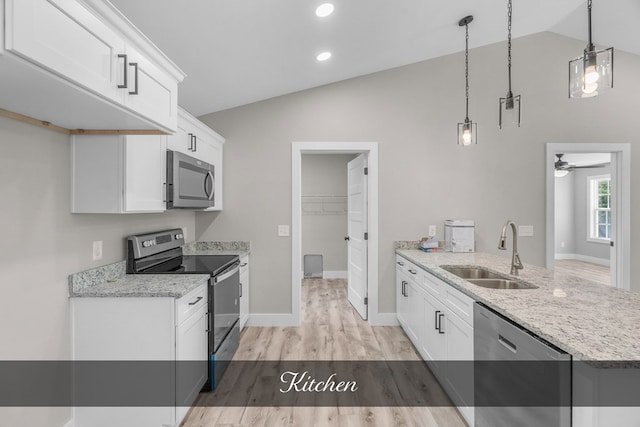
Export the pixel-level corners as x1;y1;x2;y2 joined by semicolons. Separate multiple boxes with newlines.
587;0;594;51
507;0;513;95
465;22;469;121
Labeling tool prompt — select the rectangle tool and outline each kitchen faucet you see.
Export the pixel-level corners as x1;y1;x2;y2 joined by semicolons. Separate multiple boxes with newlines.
498;220;524;275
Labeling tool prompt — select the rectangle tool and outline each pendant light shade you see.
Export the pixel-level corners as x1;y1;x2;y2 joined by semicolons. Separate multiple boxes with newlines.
568;0;613;98
499;0;521;128
457;15;477;146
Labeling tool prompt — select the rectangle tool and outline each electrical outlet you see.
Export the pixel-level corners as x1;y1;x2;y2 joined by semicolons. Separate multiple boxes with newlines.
183;227;188;241
92;241;103;261
278;225;290;237
519;225;534;237
428;225;437;237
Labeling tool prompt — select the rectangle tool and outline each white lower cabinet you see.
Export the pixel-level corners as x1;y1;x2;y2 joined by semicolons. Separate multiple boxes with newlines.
71;284;208;427
239;254;250;329
395;255;474;426
71;134;167;213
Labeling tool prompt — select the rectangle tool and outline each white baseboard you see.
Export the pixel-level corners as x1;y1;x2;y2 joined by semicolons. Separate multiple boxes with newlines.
246;313;298;327
555;253;610;267
323;270;347;279
369;313;399;326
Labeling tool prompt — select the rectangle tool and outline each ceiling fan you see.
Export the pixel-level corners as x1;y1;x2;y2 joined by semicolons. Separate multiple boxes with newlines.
554;154;608;173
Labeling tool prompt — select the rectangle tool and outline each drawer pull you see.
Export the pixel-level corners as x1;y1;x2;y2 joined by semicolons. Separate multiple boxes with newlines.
498;334;517;353
188;296;203;306
397;261;405;266
241;263;248;267
408;269;417;275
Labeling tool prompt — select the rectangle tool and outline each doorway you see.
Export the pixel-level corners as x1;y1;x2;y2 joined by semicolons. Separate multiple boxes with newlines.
546;143;630;290
292;142;379;326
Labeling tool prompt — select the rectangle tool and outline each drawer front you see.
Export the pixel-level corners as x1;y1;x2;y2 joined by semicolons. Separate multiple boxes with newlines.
396;255;420;281
176;284;207;325
421;269;442;298
444;284;474;325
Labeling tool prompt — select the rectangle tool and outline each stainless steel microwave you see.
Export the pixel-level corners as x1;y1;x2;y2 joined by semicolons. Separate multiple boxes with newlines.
166;150;215;209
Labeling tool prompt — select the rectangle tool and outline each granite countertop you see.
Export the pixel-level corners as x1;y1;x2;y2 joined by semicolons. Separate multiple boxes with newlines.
182;241;250;256
395;249;640;362
70;273;209;298
68;240;250;298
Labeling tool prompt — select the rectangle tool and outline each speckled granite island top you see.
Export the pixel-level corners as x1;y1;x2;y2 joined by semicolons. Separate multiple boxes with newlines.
396;249;640;362
69;261;209;298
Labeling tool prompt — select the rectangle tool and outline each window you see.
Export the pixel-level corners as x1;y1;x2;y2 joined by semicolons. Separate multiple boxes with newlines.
589;175;611;241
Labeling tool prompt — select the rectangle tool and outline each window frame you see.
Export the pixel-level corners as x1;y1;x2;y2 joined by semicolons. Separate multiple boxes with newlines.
587;174;612;244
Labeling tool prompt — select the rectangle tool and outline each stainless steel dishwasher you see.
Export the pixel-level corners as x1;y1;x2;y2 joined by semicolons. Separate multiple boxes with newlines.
474;302;572;427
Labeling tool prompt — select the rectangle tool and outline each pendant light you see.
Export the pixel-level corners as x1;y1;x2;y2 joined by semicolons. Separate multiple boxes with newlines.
499;0;521;128
457;15;477;146
568;0;614;98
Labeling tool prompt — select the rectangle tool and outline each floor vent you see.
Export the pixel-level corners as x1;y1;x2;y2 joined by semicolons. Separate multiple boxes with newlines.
303;254;323;278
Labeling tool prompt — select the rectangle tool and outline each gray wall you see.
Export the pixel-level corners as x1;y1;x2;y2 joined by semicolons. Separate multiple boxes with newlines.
555;165;612;262
0;116;196;426
196;31;640;316
573;166;612;261
301;154;354;274
555;174;576;255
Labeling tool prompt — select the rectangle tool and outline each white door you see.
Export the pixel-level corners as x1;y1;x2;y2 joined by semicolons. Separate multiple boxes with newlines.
347;154;368;319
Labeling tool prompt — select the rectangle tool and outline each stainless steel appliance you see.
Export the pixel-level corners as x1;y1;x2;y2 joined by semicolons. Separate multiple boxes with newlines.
166;150;215;209
126;229;239;390
474;302;572;427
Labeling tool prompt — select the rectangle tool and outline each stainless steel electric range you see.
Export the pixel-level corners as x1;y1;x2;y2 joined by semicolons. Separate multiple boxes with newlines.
126;228;240;391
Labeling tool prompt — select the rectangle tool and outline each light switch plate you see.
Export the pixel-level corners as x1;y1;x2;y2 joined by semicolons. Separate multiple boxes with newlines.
519;225;534;237
428;225;437;237
278;225;290;237
92;241;103;261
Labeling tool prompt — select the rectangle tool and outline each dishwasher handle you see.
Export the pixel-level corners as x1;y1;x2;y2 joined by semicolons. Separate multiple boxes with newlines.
498;334;517;354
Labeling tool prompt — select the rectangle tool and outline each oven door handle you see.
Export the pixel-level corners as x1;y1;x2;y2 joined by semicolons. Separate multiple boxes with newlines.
204;171;215;201
214;265;240;283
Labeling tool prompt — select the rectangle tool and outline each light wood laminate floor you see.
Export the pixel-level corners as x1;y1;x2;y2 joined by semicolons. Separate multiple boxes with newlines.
555;259;611;287
181;278;467;427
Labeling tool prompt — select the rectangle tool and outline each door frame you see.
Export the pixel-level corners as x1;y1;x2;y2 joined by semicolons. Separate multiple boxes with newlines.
292;142;379;326
545;143;630;290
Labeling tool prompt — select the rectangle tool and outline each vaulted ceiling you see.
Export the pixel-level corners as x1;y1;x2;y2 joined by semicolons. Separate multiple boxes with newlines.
109;0;640;116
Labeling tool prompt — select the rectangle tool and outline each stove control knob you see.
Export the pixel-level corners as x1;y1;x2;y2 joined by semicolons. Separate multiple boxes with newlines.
142;240;155;248
175;233;183;240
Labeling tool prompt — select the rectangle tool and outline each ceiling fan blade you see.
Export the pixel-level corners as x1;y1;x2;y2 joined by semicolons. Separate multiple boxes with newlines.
567;163;609;170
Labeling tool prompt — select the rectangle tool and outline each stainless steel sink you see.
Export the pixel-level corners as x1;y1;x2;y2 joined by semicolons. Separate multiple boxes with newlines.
467;278;537;290
440;265;506;280
439;265;538;290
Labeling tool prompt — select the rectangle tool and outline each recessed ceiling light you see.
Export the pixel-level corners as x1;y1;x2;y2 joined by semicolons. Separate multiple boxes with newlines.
315;3;335;18
316;51;332;62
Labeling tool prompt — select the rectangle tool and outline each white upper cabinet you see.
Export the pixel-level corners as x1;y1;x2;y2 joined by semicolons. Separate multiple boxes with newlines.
168;107;225;211
1;0;184;132
71;134;167;213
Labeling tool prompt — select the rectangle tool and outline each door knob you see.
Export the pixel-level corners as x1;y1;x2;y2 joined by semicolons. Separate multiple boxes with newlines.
344;236;350;241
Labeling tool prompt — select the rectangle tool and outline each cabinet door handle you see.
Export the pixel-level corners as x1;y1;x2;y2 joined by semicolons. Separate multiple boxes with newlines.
193;134;197;152
437;313;445;334
402;281;409;297
128;62;139;95
188;296;203;306
408;269;417;275
435;310;441;330
187;133;193;151
162;182;166;202
239;282;243;298
117;54;128;88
